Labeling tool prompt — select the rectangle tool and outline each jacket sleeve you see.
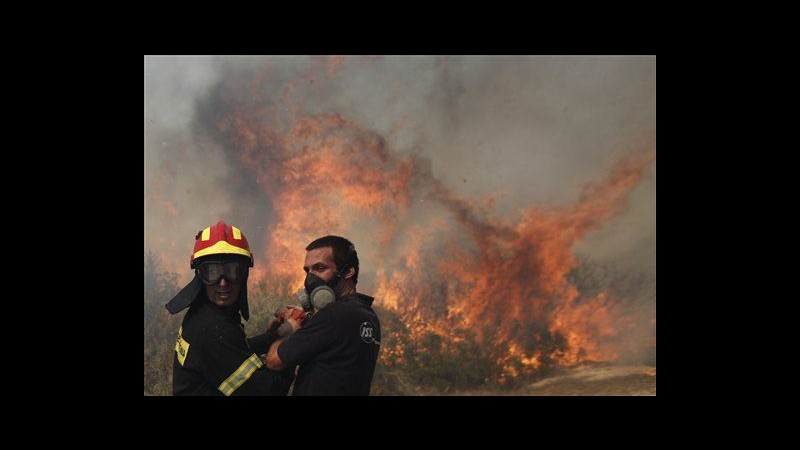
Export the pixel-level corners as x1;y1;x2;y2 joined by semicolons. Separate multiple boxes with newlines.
199;321;294;396
247;320;281;355
247;332;272;355
277;305;340;368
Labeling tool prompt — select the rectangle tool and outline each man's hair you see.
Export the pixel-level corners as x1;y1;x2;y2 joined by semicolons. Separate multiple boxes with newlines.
306;235;359;284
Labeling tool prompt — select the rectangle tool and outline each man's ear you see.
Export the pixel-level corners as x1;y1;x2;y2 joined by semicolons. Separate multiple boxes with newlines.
343;266;355;280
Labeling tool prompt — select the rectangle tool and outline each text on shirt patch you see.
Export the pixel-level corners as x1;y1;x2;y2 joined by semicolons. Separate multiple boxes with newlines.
360;321;379;345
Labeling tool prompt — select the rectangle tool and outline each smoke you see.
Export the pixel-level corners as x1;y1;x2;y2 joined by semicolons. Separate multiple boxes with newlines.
144;55;655;368
145;56;234;274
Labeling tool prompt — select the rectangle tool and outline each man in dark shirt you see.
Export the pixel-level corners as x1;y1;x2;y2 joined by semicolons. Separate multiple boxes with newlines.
265;235;381;396
165;220;293;396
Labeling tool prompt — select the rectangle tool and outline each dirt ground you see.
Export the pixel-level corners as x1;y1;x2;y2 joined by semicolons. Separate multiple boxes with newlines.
452;365;656;396
519;365;655;396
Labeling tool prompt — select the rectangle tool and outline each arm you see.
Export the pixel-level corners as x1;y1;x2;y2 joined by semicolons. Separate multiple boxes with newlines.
268;305;339;372
200;322;293;396
266;338;288;371
265;309;305;371
247;319;282;355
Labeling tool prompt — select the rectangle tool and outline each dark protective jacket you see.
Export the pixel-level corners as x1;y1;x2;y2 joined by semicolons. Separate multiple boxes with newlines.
173;299;293;396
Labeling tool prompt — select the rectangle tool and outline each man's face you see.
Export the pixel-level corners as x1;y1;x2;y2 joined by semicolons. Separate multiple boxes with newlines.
303;246;338;284
203;260;244;308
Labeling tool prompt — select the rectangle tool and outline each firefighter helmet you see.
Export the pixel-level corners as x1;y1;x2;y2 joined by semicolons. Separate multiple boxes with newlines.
190;220;254;269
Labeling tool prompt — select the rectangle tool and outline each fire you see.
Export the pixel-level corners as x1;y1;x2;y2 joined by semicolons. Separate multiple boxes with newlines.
152;58;655;380
549;292;622;365
224;109;416;293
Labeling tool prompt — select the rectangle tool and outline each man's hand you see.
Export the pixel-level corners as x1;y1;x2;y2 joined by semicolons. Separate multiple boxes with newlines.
283;306;307;335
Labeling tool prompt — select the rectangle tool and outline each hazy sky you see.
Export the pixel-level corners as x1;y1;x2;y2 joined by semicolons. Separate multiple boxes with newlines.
145;56;655;285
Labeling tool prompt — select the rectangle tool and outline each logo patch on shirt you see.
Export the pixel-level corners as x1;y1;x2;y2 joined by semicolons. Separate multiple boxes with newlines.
175;326;190;366
360;321;378;345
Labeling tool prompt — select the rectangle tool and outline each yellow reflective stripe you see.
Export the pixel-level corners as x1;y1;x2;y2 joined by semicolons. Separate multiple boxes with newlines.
193;241;251;260
175;327;190;366
218;354;264;396
201;227;211;241
232;226;242;240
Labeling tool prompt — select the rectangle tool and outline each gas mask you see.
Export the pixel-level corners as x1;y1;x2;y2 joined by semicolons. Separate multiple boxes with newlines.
298;272;340;314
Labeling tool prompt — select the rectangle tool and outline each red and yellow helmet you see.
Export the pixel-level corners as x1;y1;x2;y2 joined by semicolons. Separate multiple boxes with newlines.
190;220;254;268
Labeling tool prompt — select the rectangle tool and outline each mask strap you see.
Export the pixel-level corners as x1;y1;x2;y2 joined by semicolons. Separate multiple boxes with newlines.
335;264;351;280
331;264;351;291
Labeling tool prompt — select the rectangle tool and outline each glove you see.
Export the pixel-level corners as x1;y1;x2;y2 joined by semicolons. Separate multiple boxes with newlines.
276;306;307;337
274;306;290;322
266;318;281;332
277;321;294;337
264;318;283;343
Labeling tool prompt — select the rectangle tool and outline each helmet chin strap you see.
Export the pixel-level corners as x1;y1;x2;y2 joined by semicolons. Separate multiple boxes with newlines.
237;270;250;321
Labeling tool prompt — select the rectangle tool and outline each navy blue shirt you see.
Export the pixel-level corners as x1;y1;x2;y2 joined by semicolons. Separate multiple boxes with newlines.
278;293;381;396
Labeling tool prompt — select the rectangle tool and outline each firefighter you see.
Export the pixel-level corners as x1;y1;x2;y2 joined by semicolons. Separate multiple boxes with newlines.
165;220;294;395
